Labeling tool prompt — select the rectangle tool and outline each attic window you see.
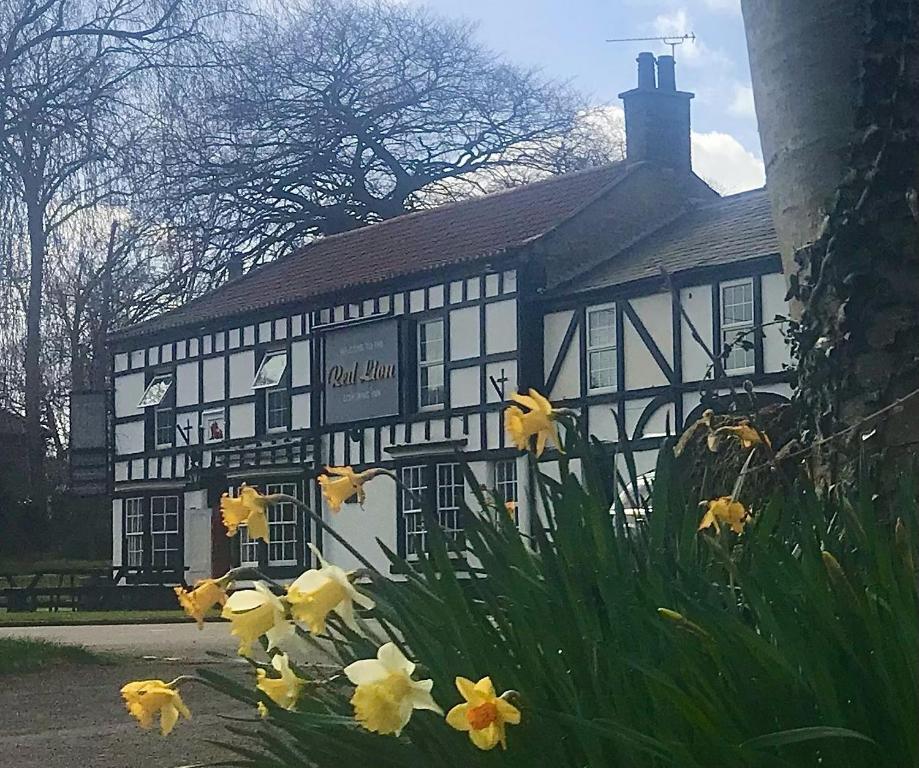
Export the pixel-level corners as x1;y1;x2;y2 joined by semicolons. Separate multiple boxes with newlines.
137;375;173;407
252;351;287;389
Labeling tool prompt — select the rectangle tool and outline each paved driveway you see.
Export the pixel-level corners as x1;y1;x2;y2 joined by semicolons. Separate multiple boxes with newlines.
0;661;250;768
0;623;340;768
0;622;239;662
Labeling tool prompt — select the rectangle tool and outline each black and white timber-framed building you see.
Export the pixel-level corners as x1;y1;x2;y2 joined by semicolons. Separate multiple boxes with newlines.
107;53;792;582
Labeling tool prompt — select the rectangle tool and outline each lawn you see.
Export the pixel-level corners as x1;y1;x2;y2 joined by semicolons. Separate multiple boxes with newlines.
0;609;206;626
0;637;105;675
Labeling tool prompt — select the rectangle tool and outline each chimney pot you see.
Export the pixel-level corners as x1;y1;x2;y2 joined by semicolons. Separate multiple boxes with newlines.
657;55;677;91
227;253;243;280
636;51;656;90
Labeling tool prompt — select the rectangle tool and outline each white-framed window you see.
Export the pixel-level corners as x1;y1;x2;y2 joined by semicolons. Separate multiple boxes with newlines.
436;463;464;543
720;279;755;373
155;406;174;447
494;459;519;523
125;497;144;567
266;482;298;566
587;304;617;391
150;495;180;568
401;463;463;557
266;388;289;432
239;525;259;566
401;465;427;557
202;408;226;444
418;319;445;408
252;350;287;389
138;374;173;407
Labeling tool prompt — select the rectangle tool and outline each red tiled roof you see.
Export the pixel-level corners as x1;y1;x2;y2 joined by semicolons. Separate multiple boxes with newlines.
115;163;634;339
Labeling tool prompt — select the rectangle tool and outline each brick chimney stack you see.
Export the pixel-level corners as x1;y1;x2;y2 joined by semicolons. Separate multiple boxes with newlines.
619;52;694;172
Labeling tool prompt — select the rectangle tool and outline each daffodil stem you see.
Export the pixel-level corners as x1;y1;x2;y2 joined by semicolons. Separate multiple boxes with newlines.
166;674;205;687
274;494;381;576
220;567;286;592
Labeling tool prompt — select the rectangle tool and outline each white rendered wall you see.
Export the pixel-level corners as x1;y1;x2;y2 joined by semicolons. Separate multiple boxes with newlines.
450;306;480;360
323;484;397;574
202;357;225;402
544;310;579;400
229;351;254;398
624;294;673;390
114;372;145;418
484;300;517;355
176;361;199;407
680;285;713;382
111;498;123;566
761;272;790;373
114;420;144;455
184;489;212;583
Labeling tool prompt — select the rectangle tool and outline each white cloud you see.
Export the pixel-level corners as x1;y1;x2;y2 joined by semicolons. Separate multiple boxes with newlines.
652;9;731;69
728;84;756;118
700;0;741;15
691;131;765;194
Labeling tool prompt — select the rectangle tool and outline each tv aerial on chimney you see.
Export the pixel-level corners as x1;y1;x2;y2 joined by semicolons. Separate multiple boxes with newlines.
606;32;696;58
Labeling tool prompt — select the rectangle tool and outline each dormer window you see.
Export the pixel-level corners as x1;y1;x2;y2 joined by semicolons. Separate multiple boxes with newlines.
252;351;287;389
137;374;173;407
254;350;289;433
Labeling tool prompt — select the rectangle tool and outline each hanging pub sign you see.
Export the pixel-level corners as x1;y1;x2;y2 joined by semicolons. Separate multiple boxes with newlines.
324;320;400;424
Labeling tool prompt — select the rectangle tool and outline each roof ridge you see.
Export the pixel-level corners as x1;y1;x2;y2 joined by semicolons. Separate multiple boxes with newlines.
112;163;629;338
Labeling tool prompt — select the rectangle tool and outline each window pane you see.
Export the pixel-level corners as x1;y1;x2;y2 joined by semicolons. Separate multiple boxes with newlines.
138;376;172;407
156;408;173;446
722;283;753;325
436;463;463;543
253;352;287;388
125;498;144;567
723;328;755;371
419;320;444;364
588;308;616;347
266;483;298;565
495;460;519;524
267;389;289;430
420;363;445;407
401;466;427;556
589;350;616;390
150;496;179;569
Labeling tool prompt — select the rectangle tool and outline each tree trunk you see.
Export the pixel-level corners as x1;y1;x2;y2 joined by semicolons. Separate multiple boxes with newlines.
23;184;47;510
742;0;919;487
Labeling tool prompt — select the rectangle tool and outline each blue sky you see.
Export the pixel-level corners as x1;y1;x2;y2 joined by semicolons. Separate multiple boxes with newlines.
418;0;765;193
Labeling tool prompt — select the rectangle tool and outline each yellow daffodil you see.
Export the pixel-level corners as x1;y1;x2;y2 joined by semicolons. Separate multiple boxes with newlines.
174;578;227;629
318;466;385;512
707;422;770;452
120;679;191;736
221;581;293;657
445;676;521;750
220;484;276;542
504;389;561;457
256;653;306;711
344;642;442;736
698;497;749;534
287;544;375;635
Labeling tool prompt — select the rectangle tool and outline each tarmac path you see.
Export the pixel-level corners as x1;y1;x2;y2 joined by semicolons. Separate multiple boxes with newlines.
0;623;338;768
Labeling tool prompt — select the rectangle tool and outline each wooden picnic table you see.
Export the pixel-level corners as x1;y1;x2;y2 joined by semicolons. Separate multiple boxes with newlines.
0;566;189;612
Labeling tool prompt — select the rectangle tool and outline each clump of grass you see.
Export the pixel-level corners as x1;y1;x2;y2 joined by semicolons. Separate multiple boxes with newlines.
0;609;196;626
0;637;106;675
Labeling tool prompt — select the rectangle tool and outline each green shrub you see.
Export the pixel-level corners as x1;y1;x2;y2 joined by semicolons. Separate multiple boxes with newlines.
194;424;918;767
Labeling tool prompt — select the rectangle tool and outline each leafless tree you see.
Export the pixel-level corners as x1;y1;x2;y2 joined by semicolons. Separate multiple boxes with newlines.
166;0;596;273
0;0;200;506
